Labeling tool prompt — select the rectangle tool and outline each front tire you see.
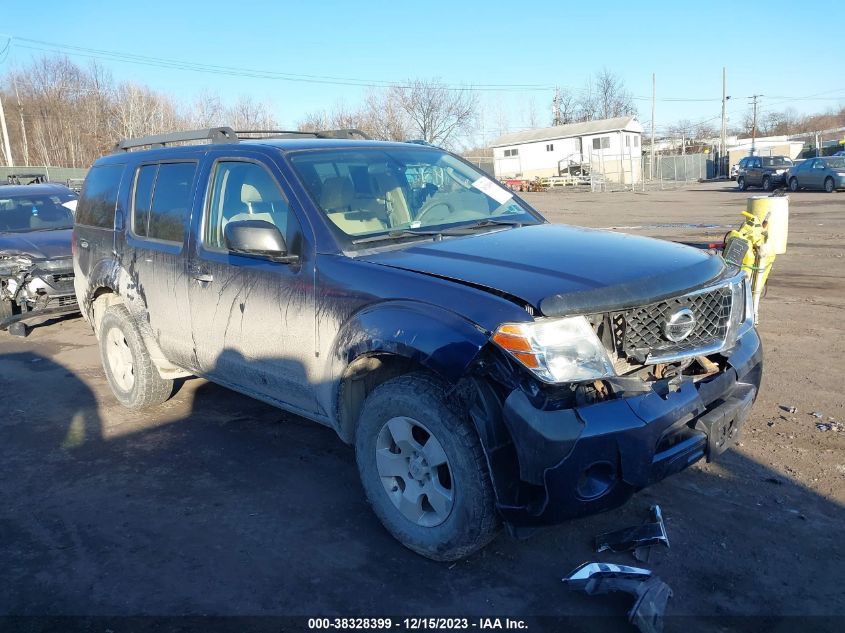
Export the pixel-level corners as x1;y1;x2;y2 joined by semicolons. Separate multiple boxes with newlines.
737;176;747;191
98;304;173;409
355;373;500;561
824;177;835;193
762;176;771;191
789;177;799;192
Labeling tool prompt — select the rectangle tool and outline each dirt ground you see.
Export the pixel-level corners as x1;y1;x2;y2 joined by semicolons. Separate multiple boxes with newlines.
1;182;843;632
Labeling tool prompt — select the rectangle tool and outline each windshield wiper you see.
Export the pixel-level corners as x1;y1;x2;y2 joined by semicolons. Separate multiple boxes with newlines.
351;228;444;245
460;218;524;229
351;218;529;245
436;218;526;235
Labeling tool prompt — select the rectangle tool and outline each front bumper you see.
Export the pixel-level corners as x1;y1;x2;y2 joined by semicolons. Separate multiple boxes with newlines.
497;327;763;527
0;264;78;331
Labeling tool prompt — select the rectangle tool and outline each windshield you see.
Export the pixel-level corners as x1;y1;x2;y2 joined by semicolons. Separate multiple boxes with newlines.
288;147;541;241
824;158;845;169
761;156;792;167
0;192;76;233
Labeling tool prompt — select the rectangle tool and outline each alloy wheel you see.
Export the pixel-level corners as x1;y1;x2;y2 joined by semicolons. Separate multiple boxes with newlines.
106;327;135;392
375;416;454;527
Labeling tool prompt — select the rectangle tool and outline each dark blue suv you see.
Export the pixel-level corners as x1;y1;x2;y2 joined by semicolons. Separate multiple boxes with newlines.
73;128;763;560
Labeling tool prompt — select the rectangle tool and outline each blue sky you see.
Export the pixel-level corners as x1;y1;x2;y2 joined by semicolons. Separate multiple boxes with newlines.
2;0;843;145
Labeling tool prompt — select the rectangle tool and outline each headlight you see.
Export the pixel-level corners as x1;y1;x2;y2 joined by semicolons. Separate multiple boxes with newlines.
492;316;616;383
0;255;32;276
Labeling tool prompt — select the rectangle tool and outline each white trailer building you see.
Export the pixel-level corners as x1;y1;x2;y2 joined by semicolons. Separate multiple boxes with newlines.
490;116;644;184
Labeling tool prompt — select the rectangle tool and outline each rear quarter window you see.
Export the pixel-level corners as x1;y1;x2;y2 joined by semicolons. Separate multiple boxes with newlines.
76;164;124;228
132;161;197;244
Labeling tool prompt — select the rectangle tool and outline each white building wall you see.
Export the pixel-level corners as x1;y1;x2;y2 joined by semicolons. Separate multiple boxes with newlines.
493;129;643;183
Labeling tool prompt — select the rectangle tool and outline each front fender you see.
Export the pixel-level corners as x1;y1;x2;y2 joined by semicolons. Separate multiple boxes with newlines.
330;299;490;384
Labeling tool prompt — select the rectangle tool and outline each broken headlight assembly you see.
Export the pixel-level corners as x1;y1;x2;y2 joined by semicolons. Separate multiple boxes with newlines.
492;316;616;384
0;255;32;276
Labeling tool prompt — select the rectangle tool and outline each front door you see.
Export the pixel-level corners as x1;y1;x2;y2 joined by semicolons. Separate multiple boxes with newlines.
808;159;826;189
186;154;322;416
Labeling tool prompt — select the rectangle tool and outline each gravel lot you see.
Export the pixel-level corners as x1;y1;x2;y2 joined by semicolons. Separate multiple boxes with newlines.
1;182;843;632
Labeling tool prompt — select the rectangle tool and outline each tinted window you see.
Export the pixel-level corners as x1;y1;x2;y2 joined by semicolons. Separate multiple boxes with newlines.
761;157;791;167
132;162;196;243
132;164;157;236
76;164;123;228
205;161;298;253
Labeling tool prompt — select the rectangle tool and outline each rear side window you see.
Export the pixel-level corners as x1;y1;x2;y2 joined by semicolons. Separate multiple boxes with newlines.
132;162;197;243
76;164;124;228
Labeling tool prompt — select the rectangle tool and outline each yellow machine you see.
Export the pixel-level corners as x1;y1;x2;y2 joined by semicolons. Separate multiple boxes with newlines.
722;195;789;323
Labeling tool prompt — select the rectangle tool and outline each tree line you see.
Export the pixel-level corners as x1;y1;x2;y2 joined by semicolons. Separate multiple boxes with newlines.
1;54;841;168
0;56;279;168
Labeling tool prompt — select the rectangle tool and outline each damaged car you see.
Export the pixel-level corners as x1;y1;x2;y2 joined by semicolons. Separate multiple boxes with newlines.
73;127;763;561
1;183;80;336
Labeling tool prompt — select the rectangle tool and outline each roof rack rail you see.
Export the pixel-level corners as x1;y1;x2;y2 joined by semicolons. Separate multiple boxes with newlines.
113;126;371;153
234;128;371;140
114;127;239;152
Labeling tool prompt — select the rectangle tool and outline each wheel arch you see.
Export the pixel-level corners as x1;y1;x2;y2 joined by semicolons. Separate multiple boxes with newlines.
329;300;490;443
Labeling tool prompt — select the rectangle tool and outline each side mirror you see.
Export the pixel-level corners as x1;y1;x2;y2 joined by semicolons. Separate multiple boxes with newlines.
224;219;298;264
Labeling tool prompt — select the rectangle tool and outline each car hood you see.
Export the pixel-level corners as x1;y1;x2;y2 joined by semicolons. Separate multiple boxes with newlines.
360;224;727;317
0;228;73;261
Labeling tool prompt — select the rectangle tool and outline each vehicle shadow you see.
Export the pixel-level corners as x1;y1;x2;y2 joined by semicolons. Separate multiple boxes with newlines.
1;351;843;632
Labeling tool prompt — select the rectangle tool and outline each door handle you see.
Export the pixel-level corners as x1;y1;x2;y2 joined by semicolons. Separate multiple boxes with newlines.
188;263;213;283
78;239;89;249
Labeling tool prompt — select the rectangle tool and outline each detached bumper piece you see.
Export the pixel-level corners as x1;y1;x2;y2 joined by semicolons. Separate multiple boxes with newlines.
499;328;762;526
595;505;669;562
563;562;672;633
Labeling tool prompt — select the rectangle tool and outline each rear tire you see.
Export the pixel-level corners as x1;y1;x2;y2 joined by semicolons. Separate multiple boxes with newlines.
98;304;173;409
762;176;771;191
789;177;799;192
824;177;835;193
737;177;747;191
355;372;500;561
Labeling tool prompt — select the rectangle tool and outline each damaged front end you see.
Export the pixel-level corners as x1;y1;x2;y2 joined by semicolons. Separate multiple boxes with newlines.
0;253;79;335
466;270;762;529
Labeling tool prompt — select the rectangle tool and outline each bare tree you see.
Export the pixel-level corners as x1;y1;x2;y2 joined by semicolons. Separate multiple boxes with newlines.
390;79;477;148
363;91;410;141
188;90;224;128
574;69;637;123
557;88;578;125
226;95;278;130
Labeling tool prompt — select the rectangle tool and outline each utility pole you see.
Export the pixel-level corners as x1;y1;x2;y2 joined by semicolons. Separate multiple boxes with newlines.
650;73;655;180
552;87;562;127
749;94;762;156
13;77;28;166
720;67;729;178
0;93;13;167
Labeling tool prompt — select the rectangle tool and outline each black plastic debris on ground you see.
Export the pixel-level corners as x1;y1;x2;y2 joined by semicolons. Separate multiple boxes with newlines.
563;562;672;633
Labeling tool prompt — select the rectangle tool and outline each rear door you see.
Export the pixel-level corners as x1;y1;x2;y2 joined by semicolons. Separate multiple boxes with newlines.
73;163;126;307
186;151;322;416
123;158;201;369
747;157;762;186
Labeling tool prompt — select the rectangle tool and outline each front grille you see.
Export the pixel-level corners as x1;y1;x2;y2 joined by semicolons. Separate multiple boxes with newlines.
612;285;734;360
52;273;74;283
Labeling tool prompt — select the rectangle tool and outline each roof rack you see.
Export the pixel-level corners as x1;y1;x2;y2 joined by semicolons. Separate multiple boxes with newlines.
114;127;238;152
234;129;370;140
113;126;370;152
